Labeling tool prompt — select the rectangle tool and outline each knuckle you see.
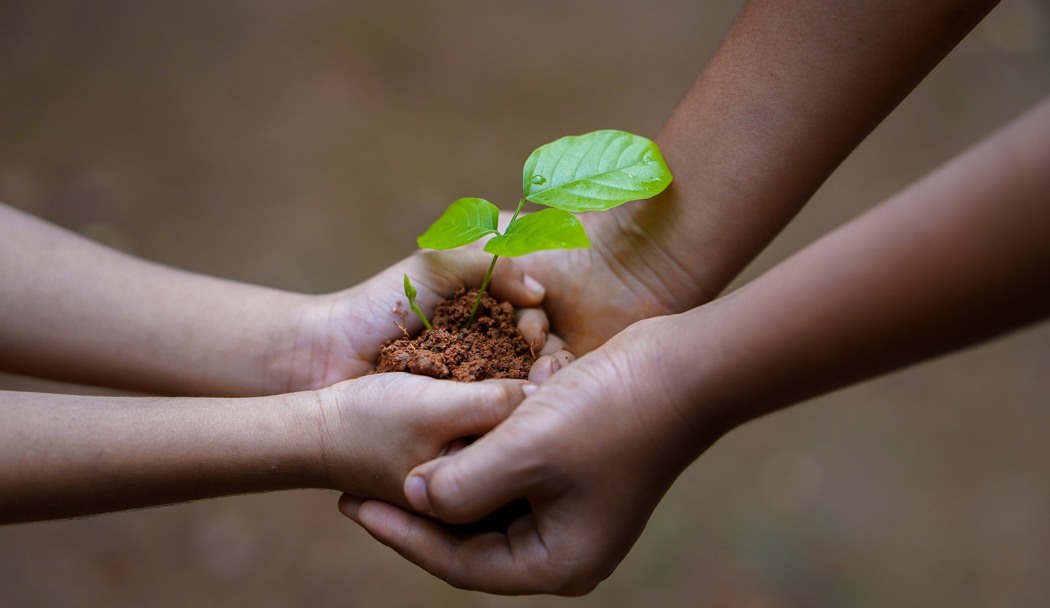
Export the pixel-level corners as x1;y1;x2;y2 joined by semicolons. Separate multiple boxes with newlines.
481;379;522;412
496;256;523;277
427;467;470;522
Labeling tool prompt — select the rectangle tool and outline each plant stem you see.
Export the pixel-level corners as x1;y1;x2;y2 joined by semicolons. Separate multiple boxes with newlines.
464;254;498;329
410;302;432;330
507;197;528;224
464;198;528;329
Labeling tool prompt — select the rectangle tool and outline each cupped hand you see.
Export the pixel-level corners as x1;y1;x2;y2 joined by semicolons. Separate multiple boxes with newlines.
315;373;532;508
496;208;703;355
262;249;560;393
339;314;725;595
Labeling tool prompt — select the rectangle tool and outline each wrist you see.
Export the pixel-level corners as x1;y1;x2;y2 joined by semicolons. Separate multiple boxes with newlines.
187;392;328;494
585;198;719;317
267;389;331;490
618;307;765;451
594;314;734;471
665;296;812;436
258;292;336;394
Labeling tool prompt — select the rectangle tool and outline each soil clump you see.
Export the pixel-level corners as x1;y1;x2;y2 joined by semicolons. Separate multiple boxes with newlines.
374;288;536;381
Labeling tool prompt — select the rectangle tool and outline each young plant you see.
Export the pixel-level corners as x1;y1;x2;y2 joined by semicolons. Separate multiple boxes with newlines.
411;129;673;329
403;273;431;330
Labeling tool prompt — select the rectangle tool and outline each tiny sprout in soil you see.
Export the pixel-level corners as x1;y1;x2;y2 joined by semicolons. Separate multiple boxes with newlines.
410;129;673;329
403;274;432;330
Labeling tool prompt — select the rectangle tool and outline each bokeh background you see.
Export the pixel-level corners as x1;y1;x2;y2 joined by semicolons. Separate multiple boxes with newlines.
1;1;1049;606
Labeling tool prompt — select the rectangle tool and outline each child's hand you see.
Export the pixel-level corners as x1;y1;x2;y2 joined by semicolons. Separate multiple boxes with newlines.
263;249;563;393
527;349;575;385
313;373;532;507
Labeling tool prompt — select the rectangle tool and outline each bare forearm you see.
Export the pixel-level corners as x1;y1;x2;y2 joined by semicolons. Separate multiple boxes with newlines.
0;203;306;395
602;0;1000;307
679;97;1050;429
0;389;322;523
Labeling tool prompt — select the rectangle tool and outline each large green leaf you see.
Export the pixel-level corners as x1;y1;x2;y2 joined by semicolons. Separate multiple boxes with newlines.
522;129;672;212
484;209;590;257
417;197;500;250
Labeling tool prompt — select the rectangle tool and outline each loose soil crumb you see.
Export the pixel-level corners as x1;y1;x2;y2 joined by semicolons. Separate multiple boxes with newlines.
374;288;536;381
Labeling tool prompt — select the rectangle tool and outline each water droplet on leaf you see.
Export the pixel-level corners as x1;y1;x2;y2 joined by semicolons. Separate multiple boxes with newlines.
531;175;547;185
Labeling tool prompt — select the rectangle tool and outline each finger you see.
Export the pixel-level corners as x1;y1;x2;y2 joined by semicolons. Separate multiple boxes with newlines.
409;381;534;511
429;378;530;438
515;308;548;353
539;333;568;356
338;493;363;521
528;355;560;384
552;349;575;368
528;350;575;384
486;261;545;308
441;437;471;456
404;424;541;524
352;499;557;595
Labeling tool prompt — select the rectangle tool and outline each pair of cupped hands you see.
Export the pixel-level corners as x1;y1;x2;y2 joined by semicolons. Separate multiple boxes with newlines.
289;216;710;595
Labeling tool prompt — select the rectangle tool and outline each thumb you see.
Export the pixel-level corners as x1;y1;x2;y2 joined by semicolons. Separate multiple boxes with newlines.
405;427;537;525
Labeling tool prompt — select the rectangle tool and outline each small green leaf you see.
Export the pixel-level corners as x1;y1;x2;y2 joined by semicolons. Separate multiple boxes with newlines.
417;197;500;250
403;273;417;300
403;274;431;330
484;209;590;257
522;130;672;212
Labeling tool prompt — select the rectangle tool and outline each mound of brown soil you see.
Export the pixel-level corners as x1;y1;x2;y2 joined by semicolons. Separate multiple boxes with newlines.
374;288;536;381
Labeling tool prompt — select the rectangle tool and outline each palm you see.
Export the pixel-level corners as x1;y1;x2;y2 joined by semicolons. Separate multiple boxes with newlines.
269;249;548;392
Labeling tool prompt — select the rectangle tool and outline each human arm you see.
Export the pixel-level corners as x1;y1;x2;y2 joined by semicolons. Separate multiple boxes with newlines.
0;202;548;395
0;373;530;524
515;0;1001;353
341;97;1050;595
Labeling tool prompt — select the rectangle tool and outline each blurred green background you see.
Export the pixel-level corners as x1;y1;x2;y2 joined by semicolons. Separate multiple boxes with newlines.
1;1;1049;606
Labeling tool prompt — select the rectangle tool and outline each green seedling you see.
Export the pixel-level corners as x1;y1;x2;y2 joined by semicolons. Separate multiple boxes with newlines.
403;273;432;330
410;129;673;329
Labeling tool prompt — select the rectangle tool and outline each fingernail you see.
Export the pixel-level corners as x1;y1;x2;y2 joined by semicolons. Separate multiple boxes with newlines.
533;329;547;351
550;357;561;373
405;475;432;513
522;382;538;396
523;274;545;298
338;495;362;520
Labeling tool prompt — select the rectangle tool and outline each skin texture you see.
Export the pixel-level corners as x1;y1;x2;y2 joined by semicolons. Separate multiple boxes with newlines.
0;201;557;396
342;95;1050;596
507;0;1001;354
0;374;532;524
0;201;570;522
333;0;1050;596
0;0;1020;589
